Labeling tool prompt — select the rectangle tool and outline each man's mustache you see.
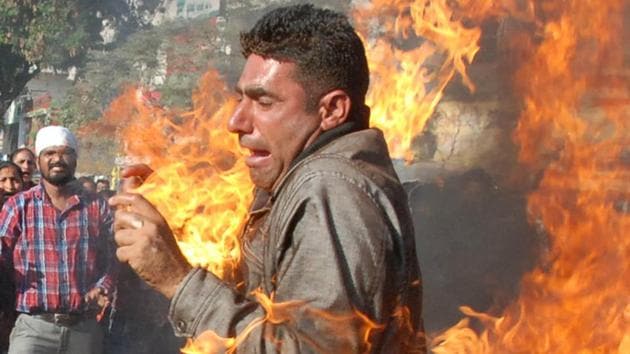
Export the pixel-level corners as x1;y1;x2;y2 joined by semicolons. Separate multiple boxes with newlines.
49;162;69;169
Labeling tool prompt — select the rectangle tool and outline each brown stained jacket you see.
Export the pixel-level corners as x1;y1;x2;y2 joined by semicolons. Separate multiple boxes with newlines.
168;128;426;353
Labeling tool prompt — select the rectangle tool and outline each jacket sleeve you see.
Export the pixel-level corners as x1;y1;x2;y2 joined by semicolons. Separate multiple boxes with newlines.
169;172;404;353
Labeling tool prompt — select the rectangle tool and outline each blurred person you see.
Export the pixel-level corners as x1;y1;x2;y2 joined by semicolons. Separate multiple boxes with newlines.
96;179;110;194
104;264;185;354
111;4;425;353
79;176;98;194
0;161;22;354
0;162;23;208
9;147;36;190
0;258;13;354
0;126;117;354
96;179;115;200
99;189;116;201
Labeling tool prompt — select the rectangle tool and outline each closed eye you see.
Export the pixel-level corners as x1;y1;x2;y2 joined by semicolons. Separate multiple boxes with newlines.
257;97;273;107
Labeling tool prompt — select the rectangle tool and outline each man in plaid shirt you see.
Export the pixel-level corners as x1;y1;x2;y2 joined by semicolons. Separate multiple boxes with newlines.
0;126;117;354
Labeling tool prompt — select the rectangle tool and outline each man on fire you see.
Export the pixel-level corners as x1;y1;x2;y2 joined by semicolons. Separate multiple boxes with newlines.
111;4;425;352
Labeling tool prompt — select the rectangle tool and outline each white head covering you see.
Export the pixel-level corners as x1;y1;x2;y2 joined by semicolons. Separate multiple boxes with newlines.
35;126;79;156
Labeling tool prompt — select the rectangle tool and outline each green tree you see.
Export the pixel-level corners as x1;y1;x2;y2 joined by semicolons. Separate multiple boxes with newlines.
55;16;229;174
56;15;230;128
0;0;161;152
0;1;89;112
0;0;95;152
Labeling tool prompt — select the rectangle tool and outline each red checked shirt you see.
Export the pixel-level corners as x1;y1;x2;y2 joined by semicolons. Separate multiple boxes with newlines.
0;184;116;314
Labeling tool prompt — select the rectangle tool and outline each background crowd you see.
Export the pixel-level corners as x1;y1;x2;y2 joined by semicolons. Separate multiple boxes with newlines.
0;126;184;354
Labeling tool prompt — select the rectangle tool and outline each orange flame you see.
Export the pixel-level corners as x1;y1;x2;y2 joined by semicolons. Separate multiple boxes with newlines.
433;0;630;352
181;290;384;354
352;0;509;161
103;70;386;353
103;70;252;280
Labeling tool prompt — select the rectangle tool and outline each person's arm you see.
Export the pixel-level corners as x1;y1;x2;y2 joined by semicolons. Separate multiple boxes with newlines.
112;174;405;352
169;180;390;352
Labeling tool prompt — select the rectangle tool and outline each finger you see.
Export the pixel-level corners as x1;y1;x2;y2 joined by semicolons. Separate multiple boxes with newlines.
120;176;143;192
110;193;157;217
114;209;145;232
121;164;153;179
84;289;100;302
110;193;150;216
111;193;169;231
114;229;139;248
97;297;109;308
109;192;143;208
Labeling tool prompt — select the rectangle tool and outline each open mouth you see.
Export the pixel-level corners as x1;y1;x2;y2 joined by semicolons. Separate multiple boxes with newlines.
250;149;270;157
50;166;67;173
245;149;271;168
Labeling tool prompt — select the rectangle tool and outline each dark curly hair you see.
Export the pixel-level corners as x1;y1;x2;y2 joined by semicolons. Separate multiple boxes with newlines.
241;4;369;121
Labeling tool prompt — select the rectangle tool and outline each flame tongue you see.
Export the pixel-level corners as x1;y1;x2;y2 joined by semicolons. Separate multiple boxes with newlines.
351;0;487;161
105;70;253;281
433;0;630;352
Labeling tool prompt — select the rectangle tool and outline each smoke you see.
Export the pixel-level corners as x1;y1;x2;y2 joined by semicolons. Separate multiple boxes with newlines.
403;169;541;333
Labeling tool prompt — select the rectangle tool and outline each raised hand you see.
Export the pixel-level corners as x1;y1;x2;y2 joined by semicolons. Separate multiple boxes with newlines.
109;192;192;299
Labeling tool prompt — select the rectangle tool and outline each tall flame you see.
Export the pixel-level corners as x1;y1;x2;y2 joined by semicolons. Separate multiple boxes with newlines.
433;0;630;352
352;0;509;161
103;70;252;280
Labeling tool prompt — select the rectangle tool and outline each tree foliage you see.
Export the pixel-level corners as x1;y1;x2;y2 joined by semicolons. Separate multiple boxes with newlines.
56;15;232;128
0;1;92;64
55;0;353;129
0;1;85;117
0;0;161;117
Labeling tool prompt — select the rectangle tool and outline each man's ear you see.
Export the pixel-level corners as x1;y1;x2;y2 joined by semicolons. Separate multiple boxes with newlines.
318;89;351;131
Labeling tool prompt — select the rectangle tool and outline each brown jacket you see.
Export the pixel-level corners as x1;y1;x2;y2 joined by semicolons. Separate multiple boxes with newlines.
169;128;425;353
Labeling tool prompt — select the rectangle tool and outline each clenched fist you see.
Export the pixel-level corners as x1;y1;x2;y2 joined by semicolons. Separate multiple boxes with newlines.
109;193;192;299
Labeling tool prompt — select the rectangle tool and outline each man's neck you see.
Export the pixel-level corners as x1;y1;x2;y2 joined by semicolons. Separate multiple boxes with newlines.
42;178;78;211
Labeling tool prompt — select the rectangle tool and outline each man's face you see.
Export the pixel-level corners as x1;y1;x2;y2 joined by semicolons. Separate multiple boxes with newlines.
12;150;36;183
38;146;77;186
0;166;23;196
228;54;322;191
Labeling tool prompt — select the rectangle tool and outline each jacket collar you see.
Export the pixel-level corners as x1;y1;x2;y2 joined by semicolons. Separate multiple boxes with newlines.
248;121;367;213
289;120;366;170
268;126;393;200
